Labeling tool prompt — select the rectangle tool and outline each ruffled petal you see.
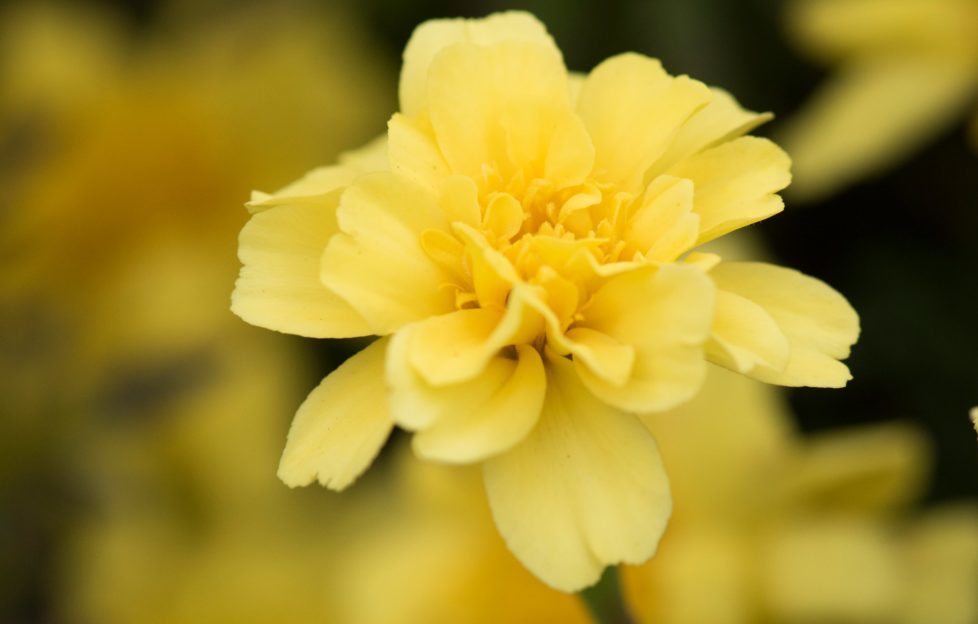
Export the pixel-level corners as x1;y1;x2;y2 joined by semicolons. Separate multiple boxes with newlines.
668;136;791;244
780;57;977;202
426;40;570;178
710;262;859;388
575;264;715;412
706;289;791;375
651;87;773;176
387;114;450;193
232;194;371;338
399;11;557;116
321;172;456;335
404;345;546;463
577;53;711;192
483;353;671;592
278;338;392;490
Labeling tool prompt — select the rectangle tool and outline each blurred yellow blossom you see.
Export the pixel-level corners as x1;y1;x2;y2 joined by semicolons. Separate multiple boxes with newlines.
781;0;978;200
0;1;390;616
621;367;978;624
232;11;859;590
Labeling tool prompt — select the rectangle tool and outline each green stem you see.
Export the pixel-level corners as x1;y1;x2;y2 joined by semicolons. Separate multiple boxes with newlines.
580;567;632;624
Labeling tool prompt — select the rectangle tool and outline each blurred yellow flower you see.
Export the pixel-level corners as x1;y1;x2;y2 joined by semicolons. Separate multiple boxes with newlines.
782;0;978;200
622;367;978;624
233;11;859;590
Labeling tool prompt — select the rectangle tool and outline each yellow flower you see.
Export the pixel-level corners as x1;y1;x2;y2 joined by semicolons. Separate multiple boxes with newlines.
622;367;978;624
781;0;978;200
233;11;859;591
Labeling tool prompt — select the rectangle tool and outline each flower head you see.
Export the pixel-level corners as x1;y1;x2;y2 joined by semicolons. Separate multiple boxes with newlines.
232;11;859;591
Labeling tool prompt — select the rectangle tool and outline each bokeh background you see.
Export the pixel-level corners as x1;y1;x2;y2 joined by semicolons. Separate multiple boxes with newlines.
2;0;976;622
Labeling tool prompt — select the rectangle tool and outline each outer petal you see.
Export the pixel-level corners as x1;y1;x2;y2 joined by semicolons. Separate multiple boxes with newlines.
247;137;388;212
761;519;900;623
483;353;671;592
710;262;859;387
387;114;451;193
231;192;371;338
404;295;541;386
278;338;392;490
321;172;456;335
575;264;715;412
776;423;929;514
404;345;547;464
426;40;570;178
576;53;711;192
706;289;791;375
650;87;773;176
399;11;558;116
780;57;978;202
668;136;791;244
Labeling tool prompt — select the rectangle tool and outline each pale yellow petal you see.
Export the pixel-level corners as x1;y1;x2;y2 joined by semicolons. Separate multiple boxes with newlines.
426;40;569;178
411;345;546;463
710;261;859;387
781;57;978;202
387;113;450;193
621;529;749;624
902;505;978;624
563;327;634;387
640;366;794;521
483;353;671;592
761;519;900;622
399;11;557;115
246;165;358;212
787;0;978;61
624;175;699;262
576;264;715;412
321;172;456;335
577;53;711;192
232;196;371;338
278;338;392;490
706;289;791;375
777;423;929;514
668;136;790;244
651;87;774;175
406;290;543;386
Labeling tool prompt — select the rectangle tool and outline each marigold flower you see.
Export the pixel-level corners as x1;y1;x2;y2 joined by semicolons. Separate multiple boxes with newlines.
622;367;978;624
232;11;859;590
781;0;978;200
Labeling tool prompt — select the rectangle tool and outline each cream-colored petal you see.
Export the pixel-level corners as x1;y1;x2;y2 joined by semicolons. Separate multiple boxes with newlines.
668;136;790;244
902;506;978;624
321;172;456;335
576;264;715;412
761;519;900;623
232;195;371;338
624;175;699;262
776;423;929;515
407;291;542;386
577;53;711;192
563;327;635;387
387;113;450;193
278;338;392;490
706;289;791;375
640;366;794;520
399;11;557;116
483;353;671;592
246;165;359;212
787;0;978;61
710;262;859;387
651;87;773;176
427;40;569;178
411;345;546;463
621;529;749;624
781;57;978;202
